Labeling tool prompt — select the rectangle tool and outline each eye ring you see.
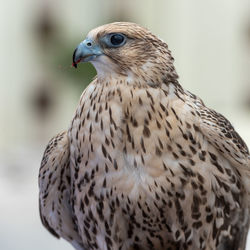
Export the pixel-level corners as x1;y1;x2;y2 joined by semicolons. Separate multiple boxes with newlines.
109;33;126;46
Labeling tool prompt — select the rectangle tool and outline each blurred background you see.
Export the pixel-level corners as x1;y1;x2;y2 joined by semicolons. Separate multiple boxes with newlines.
0;0;250;249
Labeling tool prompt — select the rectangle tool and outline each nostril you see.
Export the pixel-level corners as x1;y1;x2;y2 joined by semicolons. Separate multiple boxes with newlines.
86;42;92;47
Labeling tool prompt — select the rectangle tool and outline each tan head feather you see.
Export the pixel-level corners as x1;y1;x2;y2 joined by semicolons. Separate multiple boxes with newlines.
86;22;178;86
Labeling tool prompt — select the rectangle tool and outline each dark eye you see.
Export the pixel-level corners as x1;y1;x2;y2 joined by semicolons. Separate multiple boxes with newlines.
110;34;125;46
101;33;126;48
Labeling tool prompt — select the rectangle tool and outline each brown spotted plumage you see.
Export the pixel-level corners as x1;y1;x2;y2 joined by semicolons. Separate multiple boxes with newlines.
39;22;250;250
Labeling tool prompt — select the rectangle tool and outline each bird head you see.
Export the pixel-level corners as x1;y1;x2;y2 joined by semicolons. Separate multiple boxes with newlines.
73;22;178;86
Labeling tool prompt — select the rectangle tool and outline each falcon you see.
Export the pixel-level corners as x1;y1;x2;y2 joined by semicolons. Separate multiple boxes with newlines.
39;22;250;250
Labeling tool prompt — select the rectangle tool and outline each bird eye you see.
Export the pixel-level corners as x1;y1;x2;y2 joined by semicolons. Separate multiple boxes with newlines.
101;33;126;48
109;34;126;46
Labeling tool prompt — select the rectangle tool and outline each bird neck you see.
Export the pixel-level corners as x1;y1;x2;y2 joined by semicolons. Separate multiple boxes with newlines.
95;68;180;89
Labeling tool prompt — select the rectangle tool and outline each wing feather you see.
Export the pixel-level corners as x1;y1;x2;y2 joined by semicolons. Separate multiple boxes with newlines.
39;131;83;249
188;94;250;250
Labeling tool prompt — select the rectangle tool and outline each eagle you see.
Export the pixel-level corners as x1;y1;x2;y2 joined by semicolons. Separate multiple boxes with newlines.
39;22;250;250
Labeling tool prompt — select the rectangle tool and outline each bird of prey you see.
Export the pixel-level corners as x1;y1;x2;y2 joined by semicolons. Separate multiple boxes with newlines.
39;22;250;250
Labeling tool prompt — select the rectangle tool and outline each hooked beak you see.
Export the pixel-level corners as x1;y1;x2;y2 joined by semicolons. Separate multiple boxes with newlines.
72;39;103;68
